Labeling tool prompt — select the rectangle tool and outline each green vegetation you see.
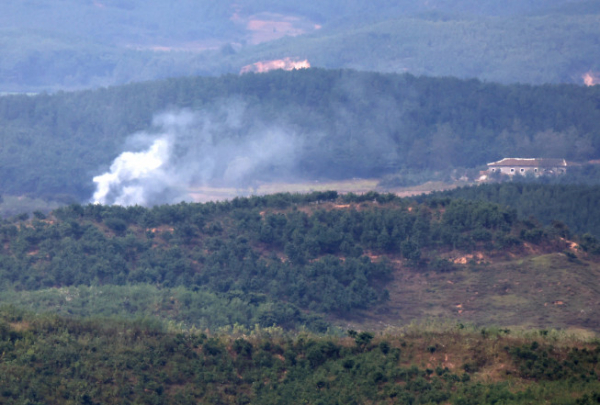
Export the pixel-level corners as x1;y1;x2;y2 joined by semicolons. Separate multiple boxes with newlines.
426;180;600;238
0;191;591;332
0;191;599;402
4;2;600;399
2;68;600;201
247;9;600;85
2;0;599;91
0;285;331;334
0;195;65;221
0;305;598;404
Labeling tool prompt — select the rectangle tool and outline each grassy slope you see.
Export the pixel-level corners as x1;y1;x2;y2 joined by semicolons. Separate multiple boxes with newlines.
346;251;600;332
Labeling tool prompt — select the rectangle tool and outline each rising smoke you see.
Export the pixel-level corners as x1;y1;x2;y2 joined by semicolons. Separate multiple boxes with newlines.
92;102;303;206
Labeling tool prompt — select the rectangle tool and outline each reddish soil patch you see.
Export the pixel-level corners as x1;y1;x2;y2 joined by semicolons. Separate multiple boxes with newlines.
451;252;485;264
230;11;320;45
147;226;175;233
240;58;310;74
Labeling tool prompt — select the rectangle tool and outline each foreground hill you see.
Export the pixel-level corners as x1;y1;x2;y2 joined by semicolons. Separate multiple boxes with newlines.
0;305;599;404
1;192;599;333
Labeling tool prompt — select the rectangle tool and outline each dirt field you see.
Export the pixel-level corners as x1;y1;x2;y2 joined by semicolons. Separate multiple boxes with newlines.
188;179;458;203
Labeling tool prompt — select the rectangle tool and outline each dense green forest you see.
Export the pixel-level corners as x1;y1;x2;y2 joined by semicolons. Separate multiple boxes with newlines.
424;177;600;238
1;305;599;404
1;68;600;202
2;0;574;44
1;0;599;91
244;8;600;85
0;191;591;333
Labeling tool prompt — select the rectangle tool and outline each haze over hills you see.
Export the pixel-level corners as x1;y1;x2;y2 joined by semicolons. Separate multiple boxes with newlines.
2;0;600;91
2;69;600;206
3;3;600;402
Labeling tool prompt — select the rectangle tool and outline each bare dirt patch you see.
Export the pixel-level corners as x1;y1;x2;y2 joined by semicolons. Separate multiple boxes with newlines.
240;12;321;44
333;252;600;333
147;225;175;234
10;321;30;332
452;252;485;264
187;179;459;204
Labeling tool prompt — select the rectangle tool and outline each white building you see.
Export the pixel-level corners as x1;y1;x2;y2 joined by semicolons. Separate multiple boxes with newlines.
487;158;568;176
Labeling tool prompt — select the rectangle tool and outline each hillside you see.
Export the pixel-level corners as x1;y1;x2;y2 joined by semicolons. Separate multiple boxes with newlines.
1;69;600;204
1;304;599;404
423;181;600;238
1;192;599;334
232;10;600;85
1;0;599;91
4;2;600;402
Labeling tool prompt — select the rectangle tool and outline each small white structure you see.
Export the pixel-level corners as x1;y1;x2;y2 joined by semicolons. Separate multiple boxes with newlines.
487;158;568;176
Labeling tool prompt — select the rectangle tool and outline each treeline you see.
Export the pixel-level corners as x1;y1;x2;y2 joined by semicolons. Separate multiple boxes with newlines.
256;4;600;85
1;193;393;316
2;0;597;92
0;192;575;331
0;284;333;333
0;305;599;404
426;181;600;240
2;68;600;200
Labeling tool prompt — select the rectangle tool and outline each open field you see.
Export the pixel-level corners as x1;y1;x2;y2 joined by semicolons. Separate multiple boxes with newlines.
0;178;461;218
188;179;462;202
340;251;600;334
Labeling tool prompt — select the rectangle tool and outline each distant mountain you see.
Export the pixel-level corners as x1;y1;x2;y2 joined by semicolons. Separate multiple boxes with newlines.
1;0;598;91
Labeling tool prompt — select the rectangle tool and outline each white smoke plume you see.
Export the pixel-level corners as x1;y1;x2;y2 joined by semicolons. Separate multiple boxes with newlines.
92;102;302;206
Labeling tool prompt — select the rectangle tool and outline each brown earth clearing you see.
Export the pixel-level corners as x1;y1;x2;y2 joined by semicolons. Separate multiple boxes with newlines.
338;251;600;335
188;178;460;202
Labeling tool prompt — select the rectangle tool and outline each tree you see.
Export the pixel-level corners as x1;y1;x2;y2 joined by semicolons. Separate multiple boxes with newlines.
355;332;374;350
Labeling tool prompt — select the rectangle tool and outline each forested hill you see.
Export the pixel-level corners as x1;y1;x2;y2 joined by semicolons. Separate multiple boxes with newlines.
422;182;600;239
1;69;600;201
2;0;599;91
1;304;599;404
2;192;599;333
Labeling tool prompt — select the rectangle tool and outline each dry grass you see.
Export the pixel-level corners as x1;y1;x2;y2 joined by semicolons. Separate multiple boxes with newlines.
9;321;31;332
187;178;458;203
335;252;600;336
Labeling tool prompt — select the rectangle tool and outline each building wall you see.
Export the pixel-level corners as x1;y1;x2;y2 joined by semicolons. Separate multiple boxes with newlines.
489;166;566;176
